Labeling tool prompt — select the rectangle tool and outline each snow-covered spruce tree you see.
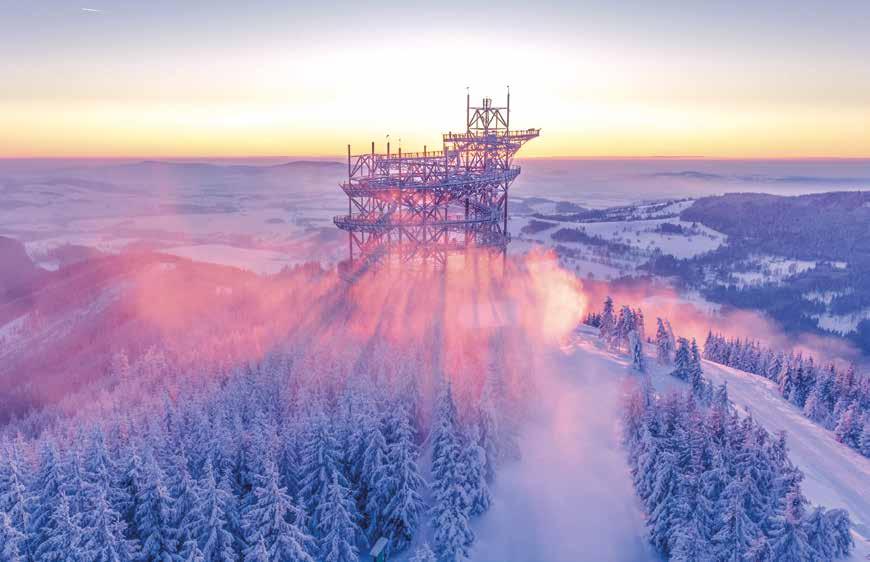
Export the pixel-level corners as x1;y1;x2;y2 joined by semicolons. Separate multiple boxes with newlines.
646;446;680;555
26;441;64;553
778;359;798;405
381;405;426;552
80;485;140;562
634;308;646;343
431;382;474;562
34;494;89;562
481;360;520;465
113;444;145;535
462;425;491;517
409;541;437;562
298;410;347;533
134;452;179;561
0;443;30;555
629;329;645;373
834;401;861;448
361;413;390;542
712;476;760;560
612;306;635;351
767;486;815;561
61;445;90;518
244;538;269;562
477;367;502;482
671;337;691;381
803;506;840;561
168;450;199;543
179;537;205;562
825;508;854;558
0;510;25;562
188;461;236;562
84;428;115;497
689;338;705;399
241;460;314;562
318;475;362;562
655;318;673;365
599;296;615;342
860;417;870;457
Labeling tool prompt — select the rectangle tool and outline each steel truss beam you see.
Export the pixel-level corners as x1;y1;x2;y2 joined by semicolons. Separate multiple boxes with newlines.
334;94;539;271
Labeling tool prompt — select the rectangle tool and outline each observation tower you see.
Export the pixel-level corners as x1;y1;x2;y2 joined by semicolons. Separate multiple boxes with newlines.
335;92;539;270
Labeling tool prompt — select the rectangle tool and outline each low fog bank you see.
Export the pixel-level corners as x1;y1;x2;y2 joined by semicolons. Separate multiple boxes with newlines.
472;342;656;561
513;158;870;207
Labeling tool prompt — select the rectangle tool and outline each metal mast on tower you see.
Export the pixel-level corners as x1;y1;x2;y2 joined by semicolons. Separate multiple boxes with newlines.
335;92;539;270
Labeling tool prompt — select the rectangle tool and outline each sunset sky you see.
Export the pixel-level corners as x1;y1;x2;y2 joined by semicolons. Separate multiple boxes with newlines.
2;0;869;158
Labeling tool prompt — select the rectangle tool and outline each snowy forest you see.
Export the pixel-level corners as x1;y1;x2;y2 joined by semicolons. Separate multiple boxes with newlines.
0;347;514;562
623;386;854;561
703;333;870;458
588;296;857;561
0;255;579;562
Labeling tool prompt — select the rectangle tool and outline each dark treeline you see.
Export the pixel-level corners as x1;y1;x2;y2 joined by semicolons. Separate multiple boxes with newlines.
623;386;854;561
703;333;870;459
0;348;519;562
649;191;870;354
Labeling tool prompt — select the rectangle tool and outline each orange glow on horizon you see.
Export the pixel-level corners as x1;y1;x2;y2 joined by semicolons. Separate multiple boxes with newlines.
3;96;869;160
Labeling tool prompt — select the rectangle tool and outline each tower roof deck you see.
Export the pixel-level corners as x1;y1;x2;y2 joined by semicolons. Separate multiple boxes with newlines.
340;166;521;196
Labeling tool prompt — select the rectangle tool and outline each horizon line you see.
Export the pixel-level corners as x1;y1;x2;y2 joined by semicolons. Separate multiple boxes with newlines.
3;155;870;162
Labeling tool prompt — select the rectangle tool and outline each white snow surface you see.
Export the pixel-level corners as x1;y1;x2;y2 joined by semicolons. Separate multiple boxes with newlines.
697;360;870;559
470;338;656;561
814;309;870;335
565;329;870;561
466;328;870;561
580;218;725;259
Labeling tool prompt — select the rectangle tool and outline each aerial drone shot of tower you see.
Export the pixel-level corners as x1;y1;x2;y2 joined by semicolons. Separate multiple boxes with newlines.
335;92;539;270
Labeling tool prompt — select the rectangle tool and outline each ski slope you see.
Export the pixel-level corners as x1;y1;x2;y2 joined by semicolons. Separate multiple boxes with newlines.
698;360;870;560
567;330;870;560
456;328;870;561
471;339;657;561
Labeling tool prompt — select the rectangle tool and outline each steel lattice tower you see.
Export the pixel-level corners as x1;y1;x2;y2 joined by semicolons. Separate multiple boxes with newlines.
335;92;539;270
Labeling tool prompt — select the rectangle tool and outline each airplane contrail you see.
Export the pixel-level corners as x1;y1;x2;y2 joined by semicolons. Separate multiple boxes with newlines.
81;7;102;12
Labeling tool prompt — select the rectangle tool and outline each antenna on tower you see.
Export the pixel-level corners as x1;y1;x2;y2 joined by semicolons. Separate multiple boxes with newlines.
466;86;471;132
506;85;511;132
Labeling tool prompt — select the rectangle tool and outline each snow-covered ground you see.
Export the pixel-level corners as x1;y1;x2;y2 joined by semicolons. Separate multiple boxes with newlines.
462;326;870;561
566;331;870;560
729;255;819;288
580;218;725;259
814;309;870;335
160;244;304;275
470;340;656;561
699;361;870;559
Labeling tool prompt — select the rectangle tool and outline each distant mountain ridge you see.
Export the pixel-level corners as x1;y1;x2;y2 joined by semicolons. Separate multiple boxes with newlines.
127;159;345;172
681;190;870;261
651;170;870;186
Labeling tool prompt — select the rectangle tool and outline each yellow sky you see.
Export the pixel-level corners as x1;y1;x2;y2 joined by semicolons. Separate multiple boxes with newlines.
2;7;869;159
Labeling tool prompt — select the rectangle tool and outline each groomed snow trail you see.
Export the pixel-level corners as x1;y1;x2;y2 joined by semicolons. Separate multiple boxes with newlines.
470;338;657;561
698;360;870;560
415;330;867;561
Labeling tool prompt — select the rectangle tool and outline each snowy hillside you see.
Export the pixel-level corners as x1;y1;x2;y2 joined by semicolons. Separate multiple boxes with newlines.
567;328;870;560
